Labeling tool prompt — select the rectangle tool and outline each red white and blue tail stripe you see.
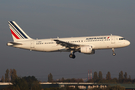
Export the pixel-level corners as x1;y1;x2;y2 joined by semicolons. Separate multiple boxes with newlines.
8;21;32;41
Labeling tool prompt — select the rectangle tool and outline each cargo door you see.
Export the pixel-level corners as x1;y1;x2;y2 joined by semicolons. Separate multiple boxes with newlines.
30;41;35;49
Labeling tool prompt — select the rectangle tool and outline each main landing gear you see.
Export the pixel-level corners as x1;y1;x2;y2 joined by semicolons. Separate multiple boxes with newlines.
112;48;116;56
69;51;76;59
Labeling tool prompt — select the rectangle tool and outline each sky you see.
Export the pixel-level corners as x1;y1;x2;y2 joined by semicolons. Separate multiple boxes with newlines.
0;0;135;81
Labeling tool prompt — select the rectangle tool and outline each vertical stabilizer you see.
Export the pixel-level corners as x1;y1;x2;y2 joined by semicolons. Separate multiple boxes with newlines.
8;21;32;42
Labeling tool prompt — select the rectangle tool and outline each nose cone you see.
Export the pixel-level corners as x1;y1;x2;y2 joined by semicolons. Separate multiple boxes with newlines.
126;40;130;46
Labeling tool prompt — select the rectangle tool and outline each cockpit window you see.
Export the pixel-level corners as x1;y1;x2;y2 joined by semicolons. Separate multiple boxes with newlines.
119;38;125;40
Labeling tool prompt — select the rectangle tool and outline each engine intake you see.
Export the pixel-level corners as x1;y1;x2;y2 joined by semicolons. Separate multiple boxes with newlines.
80;46;95;54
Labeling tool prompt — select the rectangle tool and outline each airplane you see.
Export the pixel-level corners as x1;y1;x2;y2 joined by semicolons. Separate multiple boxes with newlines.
7;21;130;59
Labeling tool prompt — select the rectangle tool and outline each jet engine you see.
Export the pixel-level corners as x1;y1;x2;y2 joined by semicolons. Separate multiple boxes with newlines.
80;46;95;54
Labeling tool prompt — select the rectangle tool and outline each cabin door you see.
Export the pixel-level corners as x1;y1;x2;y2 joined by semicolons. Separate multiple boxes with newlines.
111;35;115;44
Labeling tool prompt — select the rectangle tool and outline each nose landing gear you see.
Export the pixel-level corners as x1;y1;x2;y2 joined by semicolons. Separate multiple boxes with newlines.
112;48;116;56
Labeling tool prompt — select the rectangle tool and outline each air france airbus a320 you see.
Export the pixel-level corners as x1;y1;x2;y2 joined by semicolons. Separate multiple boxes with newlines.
7;21;130;59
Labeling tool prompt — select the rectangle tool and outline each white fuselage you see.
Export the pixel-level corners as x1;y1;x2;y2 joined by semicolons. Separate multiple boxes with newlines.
7;21;130;58
10;35;130;52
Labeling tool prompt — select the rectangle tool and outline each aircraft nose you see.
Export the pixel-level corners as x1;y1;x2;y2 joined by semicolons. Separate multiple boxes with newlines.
126;40;130;46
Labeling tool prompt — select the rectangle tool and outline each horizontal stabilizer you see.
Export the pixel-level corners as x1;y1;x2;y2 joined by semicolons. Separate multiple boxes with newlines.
7;42;22;46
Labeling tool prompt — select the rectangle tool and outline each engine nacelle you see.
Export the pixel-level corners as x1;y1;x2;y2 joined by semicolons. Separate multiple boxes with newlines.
80;46;95;54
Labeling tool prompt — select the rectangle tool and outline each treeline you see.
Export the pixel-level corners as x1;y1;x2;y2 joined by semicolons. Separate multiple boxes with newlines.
0;69;131;90
48;73;84;82
0;69;41;90
0;69;17;82
1;70;134;84
87;71;133;83
49;71;134;84
56;77;84;82
1;76;41;90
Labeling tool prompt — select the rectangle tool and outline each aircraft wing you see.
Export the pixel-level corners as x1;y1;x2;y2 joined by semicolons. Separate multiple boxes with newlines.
54;39;80;49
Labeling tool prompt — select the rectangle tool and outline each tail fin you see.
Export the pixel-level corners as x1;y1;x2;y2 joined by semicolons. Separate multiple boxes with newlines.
8;21;32;42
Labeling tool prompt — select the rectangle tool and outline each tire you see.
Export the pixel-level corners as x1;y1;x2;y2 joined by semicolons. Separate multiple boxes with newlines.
112;53;116;56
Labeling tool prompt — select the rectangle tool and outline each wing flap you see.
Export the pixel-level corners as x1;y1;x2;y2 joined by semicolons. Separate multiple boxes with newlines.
54;40;78;47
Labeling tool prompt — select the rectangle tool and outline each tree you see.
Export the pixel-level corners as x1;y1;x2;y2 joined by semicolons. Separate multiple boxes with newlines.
12;69;17;82
93;72;98;82
112;78;118;83
106;71;111;80
5;69;9;82
1;76;5;82
12;77;29;90
9;69;18;82
48;73;53;82
98;71;103;80
124;72;127;79
128;75;131;81
9;69;12;81
119;71;123;80
61;77;64;82
119;71;124;83
119;71;124;80
22;76;41;90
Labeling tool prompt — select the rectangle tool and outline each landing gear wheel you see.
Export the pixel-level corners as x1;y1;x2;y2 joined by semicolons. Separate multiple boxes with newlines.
72;54;76;59
112;53;116;56
69;54;73;58
69;54;76;59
